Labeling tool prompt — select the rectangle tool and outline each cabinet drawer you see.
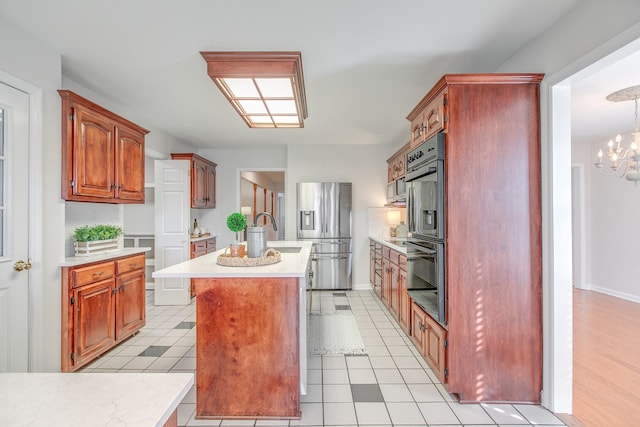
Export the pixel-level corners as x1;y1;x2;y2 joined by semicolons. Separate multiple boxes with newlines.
389;249;400;266
192;241;207;252
116;254;145;274
205;238;217;250
398;254;407;269
72;262;115;288
382;246;390;259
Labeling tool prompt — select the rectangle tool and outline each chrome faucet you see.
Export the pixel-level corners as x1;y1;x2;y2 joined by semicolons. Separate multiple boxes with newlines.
253;212;278;231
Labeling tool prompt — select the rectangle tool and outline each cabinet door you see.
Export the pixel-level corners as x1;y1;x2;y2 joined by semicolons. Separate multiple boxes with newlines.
73;278;116;367
424;314;447;383
398;266;409;333
410;301;426;355
115;125;145;202
411;111;426;148
424;93;446;139
115;269;146;340
71;104;115;199
191;159;208;207
205;164;216;208
381;258;391;307
389;261;400;318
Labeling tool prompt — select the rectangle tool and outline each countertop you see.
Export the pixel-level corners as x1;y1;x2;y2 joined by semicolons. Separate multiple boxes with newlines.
61;247;151;267
152;240;313;279
190;234;216;242
369;236;408;254
0;372;194;427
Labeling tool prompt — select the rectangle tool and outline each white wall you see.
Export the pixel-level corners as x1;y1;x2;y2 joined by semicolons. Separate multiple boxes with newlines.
198;147;287;248
287;144;389;288
589;140;640;301
0;16;64;372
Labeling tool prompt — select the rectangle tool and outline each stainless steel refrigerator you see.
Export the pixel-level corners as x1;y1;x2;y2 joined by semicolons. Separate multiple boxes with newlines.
297;182;352;290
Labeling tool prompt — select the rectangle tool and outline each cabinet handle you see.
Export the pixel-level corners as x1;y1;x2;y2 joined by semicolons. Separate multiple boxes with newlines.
119;285;125;292
92;272;104;278
119;184;125;190
129;263;137;269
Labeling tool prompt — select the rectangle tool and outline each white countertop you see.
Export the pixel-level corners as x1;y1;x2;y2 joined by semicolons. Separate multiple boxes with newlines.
0;372;194;427
369;236;408;254
153;240;313;279
61;247;151;267
190;234;216;242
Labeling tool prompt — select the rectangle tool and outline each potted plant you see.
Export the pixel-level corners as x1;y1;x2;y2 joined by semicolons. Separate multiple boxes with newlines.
74;224;123;256
226;212;247;257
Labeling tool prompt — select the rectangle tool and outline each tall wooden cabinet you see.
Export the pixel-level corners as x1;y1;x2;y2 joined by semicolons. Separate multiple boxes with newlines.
61;252;146;372
59;90;149;204
171;153;217;208
407;74;544;403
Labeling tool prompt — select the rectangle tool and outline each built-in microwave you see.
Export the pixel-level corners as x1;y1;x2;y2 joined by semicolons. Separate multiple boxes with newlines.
386;177;406;203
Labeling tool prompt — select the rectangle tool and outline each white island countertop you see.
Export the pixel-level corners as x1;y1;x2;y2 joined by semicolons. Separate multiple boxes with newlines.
0;372;193;427
153;240;313;279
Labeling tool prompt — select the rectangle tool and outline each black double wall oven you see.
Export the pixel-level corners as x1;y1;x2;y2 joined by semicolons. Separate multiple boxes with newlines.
405;132;446;325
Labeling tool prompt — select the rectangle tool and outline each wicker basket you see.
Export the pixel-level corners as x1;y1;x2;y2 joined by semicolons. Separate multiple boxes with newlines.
216;248;281;267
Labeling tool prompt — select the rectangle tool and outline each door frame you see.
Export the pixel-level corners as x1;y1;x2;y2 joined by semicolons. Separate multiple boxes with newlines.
571;164;588;290
0;71;44;372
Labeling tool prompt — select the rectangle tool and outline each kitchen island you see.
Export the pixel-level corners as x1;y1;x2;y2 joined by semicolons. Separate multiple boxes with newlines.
153;240;312;420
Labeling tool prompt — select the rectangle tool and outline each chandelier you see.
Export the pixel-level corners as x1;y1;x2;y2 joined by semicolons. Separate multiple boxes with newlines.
594;85;640;182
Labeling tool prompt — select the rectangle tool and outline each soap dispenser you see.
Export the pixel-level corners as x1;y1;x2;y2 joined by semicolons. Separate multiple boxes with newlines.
192;218;201;237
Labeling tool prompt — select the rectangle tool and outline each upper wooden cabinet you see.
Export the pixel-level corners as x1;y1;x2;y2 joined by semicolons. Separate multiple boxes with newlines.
59;90;149;204
387;141;411;182
407;90;447;148
171;153;217;208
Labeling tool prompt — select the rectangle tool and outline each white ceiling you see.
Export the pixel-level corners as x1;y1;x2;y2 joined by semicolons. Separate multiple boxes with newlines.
3;0;635;153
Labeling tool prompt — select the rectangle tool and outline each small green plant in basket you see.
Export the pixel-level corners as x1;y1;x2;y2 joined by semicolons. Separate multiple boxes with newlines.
74;224;123;242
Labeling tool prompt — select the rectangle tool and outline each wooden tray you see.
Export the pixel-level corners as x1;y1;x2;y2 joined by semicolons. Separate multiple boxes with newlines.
216;248;281;267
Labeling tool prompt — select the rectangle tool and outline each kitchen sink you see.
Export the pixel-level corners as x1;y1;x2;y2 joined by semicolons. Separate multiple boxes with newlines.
268;246;302;253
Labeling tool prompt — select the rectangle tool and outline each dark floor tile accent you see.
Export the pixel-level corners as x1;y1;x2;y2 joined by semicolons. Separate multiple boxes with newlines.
174;321;196;330
335;305;351;310
138;345;171;357
351;384;385;402
333;292;347;297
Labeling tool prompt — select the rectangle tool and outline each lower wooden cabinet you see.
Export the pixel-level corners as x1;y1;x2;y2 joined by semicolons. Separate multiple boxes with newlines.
189;237;216;297
411;301;447;383
61;252;146;372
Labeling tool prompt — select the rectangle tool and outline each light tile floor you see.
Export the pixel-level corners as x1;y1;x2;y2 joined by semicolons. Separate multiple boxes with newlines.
81;290;567;427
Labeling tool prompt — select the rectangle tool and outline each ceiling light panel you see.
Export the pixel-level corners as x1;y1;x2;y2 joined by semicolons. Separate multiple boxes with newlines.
201;51;308;128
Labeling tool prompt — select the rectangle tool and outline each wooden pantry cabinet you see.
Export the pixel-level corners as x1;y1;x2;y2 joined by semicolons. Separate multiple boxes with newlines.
171;153;217;208
61;253;146;372
59;90;149;204
409;74;544;403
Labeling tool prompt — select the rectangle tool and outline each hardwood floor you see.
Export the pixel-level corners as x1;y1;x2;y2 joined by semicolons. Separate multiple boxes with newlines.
573;288;640;426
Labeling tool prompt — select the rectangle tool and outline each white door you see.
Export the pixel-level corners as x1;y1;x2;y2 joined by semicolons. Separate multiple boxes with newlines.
0;82;30;372
154;159;190;305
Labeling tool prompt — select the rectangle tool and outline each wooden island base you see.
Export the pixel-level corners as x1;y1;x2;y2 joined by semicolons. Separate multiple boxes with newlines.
195;277;301;419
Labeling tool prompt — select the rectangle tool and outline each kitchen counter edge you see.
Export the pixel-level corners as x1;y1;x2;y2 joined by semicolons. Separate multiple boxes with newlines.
153;240;313;279
61;247;151;267
369;236;408;254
